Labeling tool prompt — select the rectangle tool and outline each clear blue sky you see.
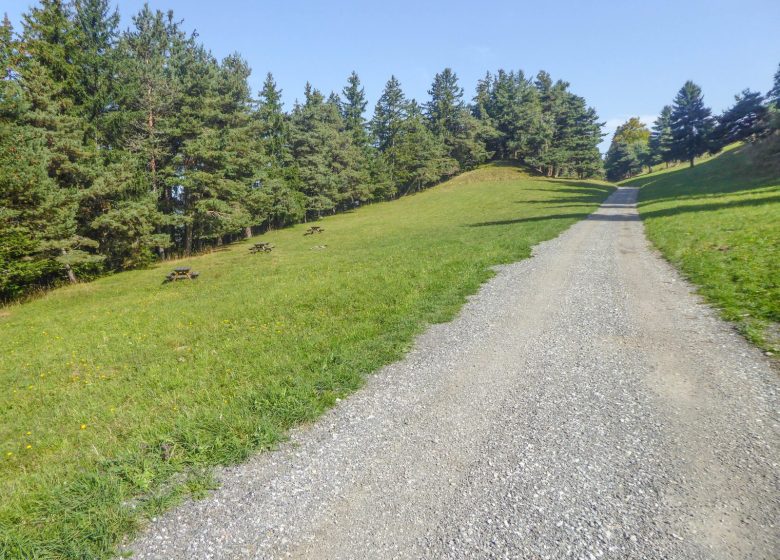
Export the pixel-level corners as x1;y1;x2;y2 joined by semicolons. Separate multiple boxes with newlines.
5;0;780;151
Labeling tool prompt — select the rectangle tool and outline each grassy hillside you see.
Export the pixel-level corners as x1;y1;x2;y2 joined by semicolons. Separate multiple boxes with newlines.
625;144;779;352
0;164;612;559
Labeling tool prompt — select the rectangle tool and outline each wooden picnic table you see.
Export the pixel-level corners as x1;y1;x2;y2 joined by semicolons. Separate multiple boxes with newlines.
165;267;199;282
304;226;324;236
249;242;274;253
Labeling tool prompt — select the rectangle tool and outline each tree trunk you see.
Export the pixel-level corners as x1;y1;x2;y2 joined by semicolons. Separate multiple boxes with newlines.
62;249;77;284
184;224;193;256
689;158;695;168
244;226;252;239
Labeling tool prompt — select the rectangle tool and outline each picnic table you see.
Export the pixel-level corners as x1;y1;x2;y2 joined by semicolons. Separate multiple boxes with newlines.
304;226;324;236
165;267;200;282
249;242;274;253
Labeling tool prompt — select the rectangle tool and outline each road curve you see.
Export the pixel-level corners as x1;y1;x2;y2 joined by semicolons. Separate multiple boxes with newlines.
129;187;779;559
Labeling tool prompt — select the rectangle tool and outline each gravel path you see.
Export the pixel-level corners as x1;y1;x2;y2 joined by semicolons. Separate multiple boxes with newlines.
129;187;779;559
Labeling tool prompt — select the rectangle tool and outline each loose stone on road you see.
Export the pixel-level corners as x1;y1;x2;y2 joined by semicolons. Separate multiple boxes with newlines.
130;187;779;559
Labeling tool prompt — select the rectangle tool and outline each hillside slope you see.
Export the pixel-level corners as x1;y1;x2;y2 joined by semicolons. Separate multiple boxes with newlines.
0;164;611;558
624;144;779;352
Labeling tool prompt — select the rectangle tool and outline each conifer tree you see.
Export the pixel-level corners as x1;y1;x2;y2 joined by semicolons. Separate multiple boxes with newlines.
712;89;767;147
768;63;780;110
424;68;464;139
290;84;369;217
71;0;119;146
392;100;457;193
669;81;714;167
256;72;289;165
341;71;368;146
0;16;62;297
650;105;674;166
120;6;187;200
20;0;103;281
370;76;407;184
371;76;406;153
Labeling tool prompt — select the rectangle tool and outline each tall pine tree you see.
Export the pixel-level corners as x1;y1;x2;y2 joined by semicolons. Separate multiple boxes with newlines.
650;105;674;166
669;81;713;167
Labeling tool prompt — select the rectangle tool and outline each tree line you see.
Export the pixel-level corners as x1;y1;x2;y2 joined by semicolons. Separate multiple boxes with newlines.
0;0;605;301
605;66;780;181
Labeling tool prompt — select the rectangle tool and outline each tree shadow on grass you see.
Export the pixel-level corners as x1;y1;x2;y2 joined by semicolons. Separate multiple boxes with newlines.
626;146;780;205
468;212;639;227
523;186;613;197
468;195;780;228
640;195;780;219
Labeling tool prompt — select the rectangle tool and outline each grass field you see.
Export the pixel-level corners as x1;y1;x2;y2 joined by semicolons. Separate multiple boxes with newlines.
0;164;612;559
625;144;780;352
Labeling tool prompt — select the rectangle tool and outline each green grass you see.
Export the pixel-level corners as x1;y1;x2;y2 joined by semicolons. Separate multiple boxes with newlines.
0;164;612;559
624;144;780;352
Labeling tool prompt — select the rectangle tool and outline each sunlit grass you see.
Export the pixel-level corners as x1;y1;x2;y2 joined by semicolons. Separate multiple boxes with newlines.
0;164;612;558
626;144;779;352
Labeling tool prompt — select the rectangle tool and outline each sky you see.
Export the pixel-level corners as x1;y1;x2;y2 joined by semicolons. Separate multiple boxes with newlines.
4;0;780;152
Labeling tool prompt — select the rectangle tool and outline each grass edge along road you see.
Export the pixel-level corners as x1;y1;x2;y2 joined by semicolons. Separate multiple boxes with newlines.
625;143;780;354
0;164;612;559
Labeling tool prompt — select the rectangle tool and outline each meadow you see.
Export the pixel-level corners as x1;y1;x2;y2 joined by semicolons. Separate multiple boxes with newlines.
626;144;779;352
0;164;612;558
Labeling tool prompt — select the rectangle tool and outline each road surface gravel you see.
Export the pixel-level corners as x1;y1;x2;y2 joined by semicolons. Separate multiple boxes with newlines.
129;187;779;559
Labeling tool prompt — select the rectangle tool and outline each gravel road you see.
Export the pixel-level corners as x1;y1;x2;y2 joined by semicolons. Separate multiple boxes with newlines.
129;187;779;559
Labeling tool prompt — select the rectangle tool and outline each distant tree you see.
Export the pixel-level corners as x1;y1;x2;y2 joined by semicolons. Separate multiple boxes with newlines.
424;68;464;139
392;100;458;193
371;76;406;152
370;76;407;183
340;71;368;146
649;105;674;166
604;117;651;181
669;81;714;167
768;63;780;110
764;63;780;137
290;84;371;217
712;89;767;147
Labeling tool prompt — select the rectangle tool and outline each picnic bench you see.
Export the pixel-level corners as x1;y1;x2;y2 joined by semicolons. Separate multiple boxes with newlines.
249;242;274;253
304;226;324;236
165;267;199;282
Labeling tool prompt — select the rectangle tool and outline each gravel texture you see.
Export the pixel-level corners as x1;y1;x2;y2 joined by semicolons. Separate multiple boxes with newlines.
128;187;779;559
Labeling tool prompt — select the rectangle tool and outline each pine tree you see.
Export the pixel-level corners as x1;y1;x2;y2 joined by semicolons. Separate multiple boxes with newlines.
768;63;780;110
650;105;674;166
370;76;407;183
119;6;187;201
712;89;767;147
371;76;406;152
669;81;714;167
392;100;458;193
171;47;259;253
71;0;120;146
424;68;464;139
0;16;60;298
340;71;368;146
565;100;604;178
19;0;104;282
290;83;369;217
256;72;289;165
